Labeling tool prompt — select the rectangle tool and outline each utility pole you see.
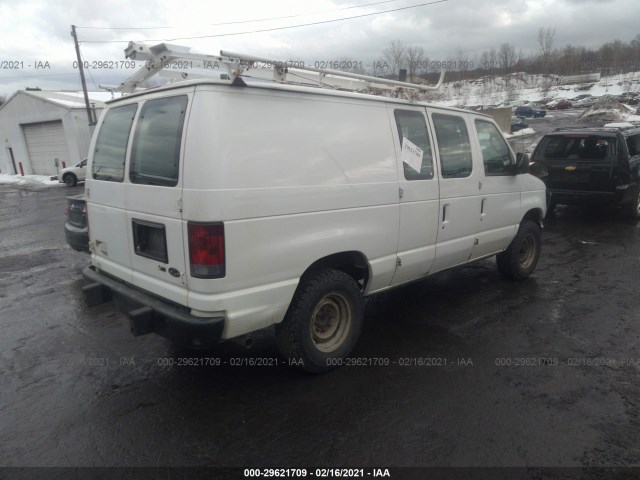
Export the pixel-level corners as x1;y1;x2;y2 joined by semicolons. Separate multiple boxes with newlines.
70;25;95;125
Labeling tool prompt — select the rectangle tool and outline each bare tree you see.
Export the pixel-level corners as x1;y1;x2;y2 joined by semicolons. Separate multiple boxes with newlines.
538;26;556;74
405;46;425;82
383;39;407;78
480;50;491;73
559;45;579;75
498;43;516;74
489;47;498;76
631;34;640;68
454;47;468;81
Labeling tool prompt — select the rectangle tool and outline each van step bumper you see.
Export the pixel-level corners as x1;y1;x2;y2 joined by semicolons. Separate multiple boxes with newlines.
82;266;224;349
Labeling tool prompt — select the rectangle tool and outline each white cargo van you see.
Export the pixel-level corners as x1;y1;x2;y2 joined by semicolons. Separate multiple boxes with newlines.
82;56;546;372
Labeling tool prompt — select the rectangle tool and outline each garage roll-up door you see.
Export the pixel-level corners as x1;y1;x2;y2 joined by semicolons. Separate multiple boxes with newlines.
22;121;70;175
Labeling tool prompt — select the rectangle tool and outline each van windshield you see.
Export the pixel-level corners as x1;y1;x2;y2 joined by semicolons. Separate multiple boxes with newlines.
129;96;188;187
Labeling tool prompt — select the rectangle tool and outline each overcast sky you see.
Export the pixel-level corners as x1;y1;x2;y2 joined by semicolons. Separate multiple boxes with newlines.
0;0;638;97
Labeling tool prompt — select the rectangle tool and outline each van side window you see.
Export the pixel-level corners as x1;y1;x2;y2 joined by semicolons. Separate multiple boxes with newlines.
393;110;434;180
432;113;472;178
92;104;137;182
130;96;188;187
474;120;514;175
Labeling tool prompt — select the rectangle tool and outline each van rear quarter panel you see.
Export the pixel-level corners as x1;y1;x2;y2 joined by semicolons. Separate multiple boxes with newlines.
182;86;400;333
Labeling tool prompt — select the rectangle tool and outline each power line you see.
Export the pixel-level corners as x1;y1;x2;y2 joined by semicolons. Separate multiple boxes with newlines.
76;0;405;30
81;0;448;44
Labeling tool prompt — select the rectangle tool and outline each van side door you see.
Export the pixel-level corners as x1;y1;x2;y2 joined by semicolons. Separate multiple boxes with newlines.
468;118;522;260
388;107;440;285
427;110;480;273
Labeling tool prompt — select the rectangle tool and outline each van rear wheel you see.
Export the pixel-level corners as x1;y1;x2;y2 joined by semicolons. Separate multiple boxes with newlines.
497;220;541;281
276;269;363;373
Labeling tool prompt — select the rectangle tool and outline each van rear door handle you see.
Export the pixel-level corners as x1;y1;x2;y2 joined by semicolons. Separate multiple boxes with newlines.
480;198;487;221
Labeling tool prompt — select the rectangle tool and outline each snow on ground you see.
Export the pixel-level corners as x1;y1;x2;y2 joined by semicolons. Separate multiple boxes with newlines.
504;127;535;139
604;122;636;128
0;174;63;186
428;71;640;107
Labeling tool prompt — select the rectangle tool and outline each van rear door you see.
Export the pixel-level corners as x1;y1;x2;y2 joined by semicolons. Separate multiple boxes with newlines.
88;103;138;284
88;93;191;306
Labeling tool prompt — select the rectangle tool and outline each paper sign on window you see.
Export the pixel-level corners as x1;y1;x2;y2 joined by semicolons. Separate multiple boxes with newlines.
401;137;423;173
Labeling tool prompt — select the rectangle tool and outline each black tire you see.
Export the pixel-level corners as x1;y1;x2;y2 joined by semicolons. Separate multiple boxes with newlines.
276;269;363;373
623;188;640;220
63;173;77;187
497;220;542;281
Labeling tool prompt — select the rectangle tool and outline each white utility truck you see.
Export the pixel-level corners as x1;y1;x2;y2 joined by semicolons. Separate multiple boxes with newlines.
82;43;546;372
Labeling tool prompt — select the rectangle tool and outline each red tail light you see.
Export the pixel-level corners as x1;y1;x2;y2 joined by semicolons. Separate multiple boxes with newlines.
188;222;225;278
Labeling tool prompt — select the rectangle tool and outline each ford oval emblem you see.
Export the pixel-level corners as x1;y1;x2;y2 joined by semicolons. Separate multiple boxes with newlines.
168;268;180;278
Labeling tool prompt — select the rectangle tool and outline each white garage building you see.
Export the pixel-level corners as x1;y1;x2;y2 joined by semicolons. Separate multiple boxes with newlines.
0;90;110;176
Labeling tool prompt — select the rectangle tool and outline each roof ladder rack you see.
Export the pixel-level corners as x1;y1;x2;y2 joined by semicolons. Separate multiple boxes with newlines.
100;41;445;95
220;50;445;92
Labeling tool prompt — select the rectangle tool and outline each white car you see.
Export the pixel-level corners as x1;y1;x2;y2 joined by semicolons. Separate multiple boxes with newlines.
58;158;87;187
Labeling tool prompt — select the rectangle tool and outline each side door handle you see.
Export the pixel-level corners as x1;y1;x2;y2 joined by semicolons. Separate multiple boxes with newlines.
441;203;449;229
480;198;487;222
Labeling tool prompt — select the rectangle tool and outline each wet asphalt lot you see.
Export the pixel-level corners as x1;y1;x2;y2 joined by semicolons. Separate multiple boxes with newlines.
2;110;640;477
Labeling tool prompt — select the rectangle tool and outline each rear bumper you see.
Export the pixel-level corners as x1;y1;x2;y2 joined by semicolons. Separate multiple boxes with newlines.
548;184;638;206
82;266;225;349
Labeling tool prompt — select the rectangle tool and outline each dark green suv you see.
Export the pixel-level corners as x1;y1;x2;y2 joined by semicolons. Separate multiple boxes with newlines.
531;126;640;218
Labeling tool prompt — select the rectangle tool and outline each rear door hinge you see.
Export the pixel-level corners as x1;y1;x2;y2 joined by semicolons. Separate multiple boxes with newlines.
177;197;183;213
396;257;402;267
399;187;404;199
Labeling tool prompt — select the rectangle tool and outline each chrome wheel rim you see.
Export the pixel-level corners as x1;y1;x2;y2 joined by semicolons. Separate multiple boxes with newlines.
311;293;352;353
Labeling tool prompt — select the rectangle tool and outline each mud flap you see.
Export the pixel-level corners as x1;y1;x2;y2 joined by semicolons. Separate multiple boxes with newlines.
82;282;112;306
129;306;155;336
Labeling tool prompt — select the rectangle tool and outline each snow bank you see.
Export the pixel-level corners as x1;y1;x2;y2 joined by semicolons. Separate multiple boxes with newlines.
604;122;635;128
0;174;62;186
504;127;535;138
579;96;629;122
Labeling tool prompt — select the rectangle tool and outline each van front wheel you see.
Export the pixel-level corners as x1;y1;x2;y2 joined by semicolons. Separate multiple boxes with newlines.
276;269;363;373
497;220;541;281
